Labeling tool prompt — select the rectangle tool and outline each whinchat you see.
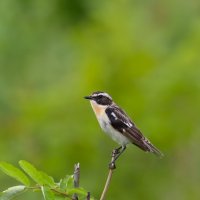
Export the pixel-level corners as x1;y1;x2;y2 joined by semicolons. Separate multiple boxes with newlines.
84;91;163;164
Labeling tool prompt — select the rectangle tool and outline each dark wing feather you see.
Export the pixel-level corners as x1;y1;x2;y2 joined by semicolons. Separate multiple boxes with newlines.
105;105;163;157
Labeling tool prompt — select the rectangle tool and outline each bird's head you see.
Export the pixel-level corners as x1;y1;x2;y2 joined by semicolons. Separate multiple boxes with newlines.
84;91;113;105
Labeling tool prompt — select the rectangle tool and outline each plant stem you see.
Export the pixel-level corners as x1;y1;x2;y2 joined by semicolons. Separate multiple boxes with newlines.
87;192;91;200
73;163;80;200
100;168;114;200
27;186;72;199
51;188;72;198
100;149;118;200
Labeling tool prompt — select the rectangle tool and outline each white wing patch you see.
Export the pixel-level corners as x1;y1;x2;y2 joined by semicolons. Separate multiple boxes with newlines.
111;111;133;128
111;112;118;120
124;121;133;128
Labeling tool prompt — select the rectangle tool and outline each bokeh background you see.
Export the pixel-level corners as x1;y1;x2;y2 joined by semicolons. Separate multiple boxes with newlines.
1;0;200;199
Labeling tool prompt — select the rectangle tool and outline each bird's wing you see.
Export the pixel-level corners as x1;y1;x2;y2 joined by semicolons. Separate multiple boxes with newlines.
105;105;144;141
105;105;163;156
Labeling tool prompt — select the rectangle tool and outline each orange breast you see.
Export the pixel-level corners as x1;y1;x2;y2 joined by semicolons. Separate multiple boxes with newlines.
90;101;105;116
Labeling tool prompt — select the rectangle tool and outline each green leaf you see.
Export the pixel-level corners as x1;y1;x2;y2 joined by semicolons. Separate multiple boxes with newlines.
65;175;74;190
67;188;87;196
41;187;67;200
59;179;67;190
39;171;55;187
59;175;74;191
19;160;55;187
0;162;30;186
0;185;26;200
41;186;55;200
68;188;95;200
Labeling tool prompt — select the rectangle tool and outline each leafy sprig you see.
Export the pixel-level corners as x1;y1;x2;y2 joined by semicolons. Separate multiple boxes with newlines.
0;161;94;200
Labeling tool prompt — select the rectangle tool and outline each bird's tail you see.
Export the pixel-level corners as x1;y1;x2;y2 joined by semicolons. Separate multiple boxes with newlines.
143;138;164;158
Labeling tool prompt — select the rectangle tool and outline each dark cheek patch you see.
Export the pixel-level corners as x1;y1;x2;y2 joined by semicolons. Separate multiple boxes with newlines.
97;97;112;105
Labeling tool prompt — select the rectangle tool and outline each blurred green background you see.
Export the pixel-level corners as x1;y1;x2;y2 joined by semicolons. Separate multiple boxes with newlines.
1;0;200;199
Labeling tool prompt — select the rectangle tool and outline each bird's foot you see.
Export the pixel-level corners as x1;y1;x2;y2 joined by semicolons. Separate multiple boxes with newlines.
108;148;119;169
114;146;122;155
109;161;116;169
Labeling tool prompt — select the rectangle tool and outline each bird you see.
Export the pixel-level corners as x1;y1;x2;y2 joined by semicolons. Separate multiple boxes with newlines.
84;91;163;165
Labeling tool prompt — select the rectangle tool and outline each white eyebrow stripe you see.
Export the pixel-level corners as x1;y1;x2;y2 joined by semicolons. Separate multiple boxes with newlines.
102;93;112;99
92;92;112;100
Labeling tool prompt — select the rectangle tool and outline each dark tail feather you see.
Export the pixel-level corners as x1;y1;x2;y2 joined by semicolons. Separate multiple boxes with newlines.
132;139;164;158
144;139;164;158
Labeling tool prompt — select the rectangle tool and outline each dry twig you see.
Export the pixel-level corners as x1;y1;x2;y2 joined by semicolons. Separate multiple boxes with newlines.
73;163;80;200
100;149;119;200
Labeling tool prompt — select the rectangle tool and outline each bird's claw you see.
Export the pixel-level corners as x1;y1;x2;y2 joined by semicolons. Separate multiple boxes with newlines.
112;147;121;157
109;162;116;169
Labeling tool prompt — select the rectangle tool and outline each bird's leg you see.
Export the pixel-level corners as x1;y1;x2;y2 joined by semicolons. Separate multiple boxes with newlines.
109;146;126;169
113;145;126;162
114;146;122;154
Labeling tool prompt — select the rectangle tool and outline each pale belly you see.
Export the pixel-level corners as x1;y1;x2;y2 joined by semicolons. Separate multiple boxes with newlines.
90;100;130;146
98;116;130;146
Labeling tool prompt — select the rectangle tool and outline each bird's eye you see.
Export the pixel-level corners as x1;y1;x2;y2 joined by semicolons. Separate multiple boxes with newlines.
98;95;103;98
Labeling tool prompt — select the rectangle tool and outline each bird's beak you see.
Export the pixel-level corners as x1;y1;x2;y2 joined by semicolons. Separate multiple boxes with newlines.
84;95;93;100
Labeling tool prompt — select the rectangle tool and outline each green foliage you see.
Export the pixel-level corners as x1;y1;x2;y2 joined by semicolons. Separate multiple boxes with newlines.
0;161;94;200
0;162;30;186
41;186;55;200
60;175;74;192
19;160;55;187
0;186;26;200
